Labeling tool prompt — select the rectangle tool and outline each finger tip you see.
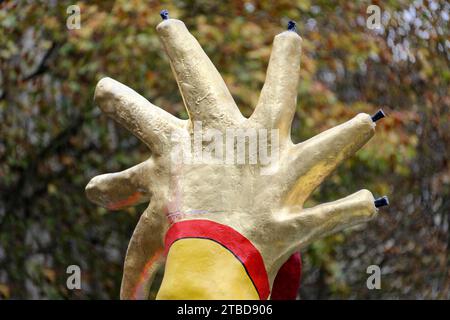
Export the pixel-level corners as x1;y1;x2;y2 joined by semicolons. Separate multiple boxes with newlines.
94;77;115;104
156;18;185;34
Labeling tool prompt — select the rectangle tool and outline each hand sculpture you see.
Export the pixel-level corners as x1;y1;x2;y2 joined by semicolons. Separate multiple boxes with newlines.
86;11;389;300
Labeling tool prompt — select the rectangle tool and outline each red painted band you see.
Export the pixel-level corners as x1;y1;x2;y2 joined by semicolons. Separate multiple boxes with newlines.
271;252;302;300
107;191;143;210
164;219;270;300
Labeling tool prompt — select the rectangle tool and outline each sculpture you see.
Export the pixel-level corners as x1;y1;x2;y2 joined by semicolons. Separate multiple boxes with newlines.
85;11;389;300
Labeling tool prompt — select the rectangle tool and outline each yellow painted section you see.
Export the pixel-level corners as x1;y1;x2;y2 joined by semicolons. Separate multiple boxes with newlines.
156;238;259;300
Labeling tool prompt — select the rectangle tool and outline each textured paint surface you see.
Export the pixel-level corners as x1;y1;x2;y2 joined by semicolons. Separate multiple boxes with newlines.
85;16;383;300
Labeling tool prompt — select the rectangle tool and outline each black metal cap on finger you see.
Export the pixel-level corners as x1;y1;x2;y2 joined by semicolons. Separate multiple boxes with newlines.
287;20;297;32
371;109;386;122
374;196;389;208
160;9;169;20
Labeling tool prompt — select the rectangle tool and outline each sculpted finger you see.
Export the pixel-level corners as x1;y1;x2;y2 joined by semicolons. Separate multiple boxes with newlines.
251;21;302;140
94;77;185;155
156;13;243;128
85;159;155;210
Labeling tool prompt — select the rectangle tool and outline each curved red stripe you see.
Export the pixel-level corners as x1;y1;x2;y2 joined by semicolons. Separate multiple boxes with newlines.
164;219;270;300
271;252;302;300
107;191;143;210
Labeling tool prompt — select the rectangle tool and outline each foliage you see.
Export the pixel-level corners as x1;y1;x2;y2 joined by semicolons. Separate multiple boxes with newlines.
0;0;448;299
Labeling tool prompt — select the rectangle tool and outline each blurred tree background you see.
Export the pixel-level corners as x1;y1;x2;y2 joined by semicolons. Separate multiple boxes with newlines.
0;0;449;299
